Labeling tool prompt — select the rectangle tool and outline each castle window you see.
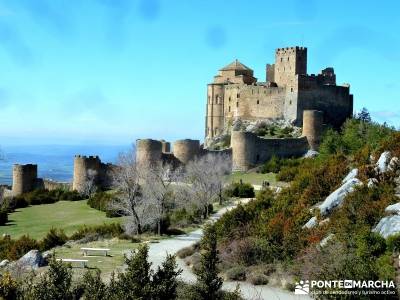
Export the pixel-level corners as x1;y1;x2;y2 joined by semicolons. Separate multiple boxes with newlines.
256;154;260;161
280;57;283;62
229;97;231;102
291;87;293;92
287;57;289;61
257;100;259;105
236;102;239;108
228;106;231;112
237;93;240;98
290;100;292;105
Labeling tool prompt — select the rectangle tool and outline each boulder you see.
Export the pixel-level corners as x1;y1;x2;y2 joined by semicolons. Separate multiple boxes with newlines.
318;178;362;216
0;259;9;268
376;151;391;173
373;215;400;238
303;150;319;158
385;203;400;215
17;250;44;269
302;216;317;229
320;234;335;247
342;168;358;184
367;178;378;187
388;157;399;172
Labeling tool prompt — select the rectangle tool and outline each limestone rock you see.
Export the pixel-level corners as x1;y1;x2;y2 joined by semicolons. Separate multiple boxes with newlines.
376;151;391;173
320;233;335;247
0;259;9;268
303;150;319;158
302;216;317;229
385;203;400;215
318;178;362;216
17;250;44;269
373;215;400;238
342;168;358;184
367;178;378;187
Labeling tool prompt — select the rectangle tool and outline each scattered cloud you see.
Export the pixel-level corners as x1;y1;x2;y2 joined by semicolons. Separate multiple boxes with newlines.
205;26;227;49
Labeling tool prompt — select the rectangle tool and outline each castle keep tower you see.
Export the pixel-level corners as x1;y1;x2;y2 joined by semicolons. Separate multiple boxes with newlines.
72;155;101;193
274;47;307;87
12;164;38;196
302;110;324;150
231;131;257;172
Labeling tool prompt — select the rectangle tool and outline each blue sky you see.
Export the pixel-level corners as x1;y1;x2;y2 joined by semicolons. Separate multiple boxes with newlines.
0;0;398;145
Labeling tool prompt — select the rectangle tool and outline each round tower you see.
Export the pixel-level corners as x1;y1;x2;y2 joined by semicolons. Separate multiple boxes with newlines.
72;155;101;193
173;139;200;164
302;110;323;150
136;139;163;168
206;84;224;139
12;164;38;196
231;131;257;171
160;140;171;153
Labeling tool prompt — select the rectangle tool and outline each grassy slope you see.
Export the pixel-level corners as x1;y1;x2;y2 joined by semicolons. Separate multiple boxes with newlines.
0;200;121;240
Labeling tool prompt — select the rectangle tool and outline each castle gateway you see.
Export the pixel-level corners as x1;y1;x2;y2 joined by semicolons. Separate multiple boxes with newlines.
205;46;353;139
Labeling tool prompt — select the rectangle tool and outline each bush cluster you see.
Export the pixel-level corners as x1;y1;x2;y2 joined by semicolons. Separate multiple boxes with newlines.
260;156;300;174
87;191;119;217
223;182;255;198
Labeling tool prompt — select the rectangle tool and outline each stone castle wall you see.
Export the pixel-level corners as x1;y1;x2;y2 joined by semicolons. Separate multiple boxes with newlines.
231;110;322;171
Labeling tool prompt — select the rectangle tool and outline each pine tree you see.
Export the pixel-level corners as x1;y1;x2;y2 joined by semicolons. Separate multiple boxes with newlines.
31;258;72;300
82;269;107;300
356;107;371;123
116;244;152;300
194;225;223;300
152;254;182;300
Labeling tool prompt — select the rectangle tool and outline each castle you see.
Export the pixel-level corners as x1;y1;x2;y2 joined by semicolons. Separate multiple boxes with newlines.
206;46;353;139
9;46;354;196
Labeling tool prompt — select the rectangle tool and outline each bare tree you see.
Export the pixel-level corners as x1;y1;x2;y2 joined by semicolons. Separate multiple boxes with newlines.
82;169;98;199
111;147;155;235
141;162;181;235
179;153;231;219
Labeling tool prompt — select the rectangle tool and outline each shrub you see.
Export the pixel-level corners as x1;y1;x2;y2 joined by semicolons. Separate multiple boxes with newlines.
225;266;246;281
69;223;124;241
177;246;195;259
6;235;40;261
224;182;254;198
386;233;400;252
0;272;18;299
87;191;119;217
247;272;268;285
40;228;68;251
0;208;8;225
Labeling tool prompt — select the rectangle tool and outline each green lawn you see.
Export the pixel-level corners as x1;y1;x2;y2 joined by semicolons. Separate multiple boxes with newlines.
54;238;138;279
0;200;121;240
227;172;277;186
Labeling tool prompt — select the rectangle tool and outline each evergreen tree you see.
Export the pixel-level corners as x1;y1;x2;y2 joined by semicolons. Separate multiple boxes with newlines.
31;258;72;300
116;244;152;300
82;269;107;300
152;254;182;300
356;107;371;123
194;225;223;300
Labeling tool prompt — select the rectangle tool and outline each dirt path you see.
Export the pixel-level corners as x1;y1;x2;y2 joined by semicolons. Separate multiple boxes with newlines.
146;199;311;300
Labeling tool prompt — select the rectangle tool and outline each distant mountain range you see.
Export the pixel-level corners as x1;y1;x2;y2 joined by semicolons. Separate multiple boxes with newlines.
0;144;131;185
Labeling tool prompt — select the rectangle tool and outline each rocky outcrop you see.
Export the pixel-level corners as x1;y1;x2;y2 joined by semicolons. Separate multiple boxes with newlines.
302;216;317;229
318;177;362;216
16;250;45;270
373;215;400;239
